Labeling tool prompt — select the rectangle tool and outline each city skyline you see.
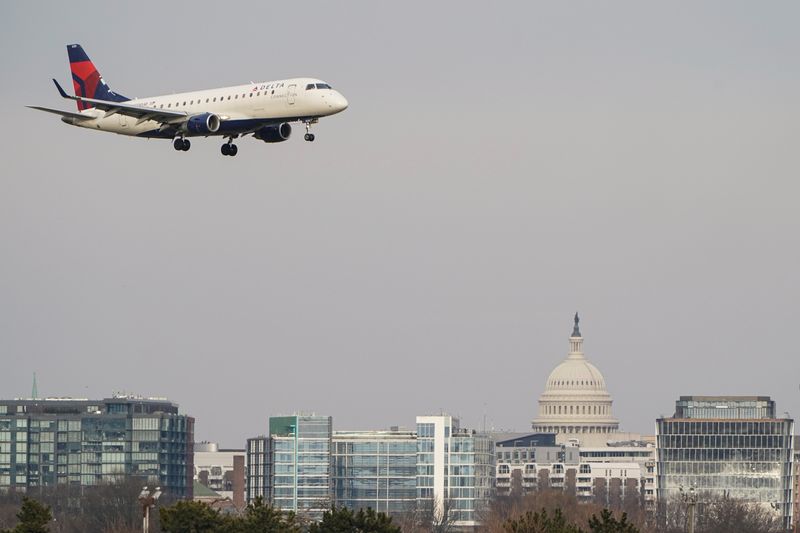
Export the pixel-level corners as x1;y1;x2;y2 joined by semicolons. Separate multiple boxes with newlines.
1;2;798;448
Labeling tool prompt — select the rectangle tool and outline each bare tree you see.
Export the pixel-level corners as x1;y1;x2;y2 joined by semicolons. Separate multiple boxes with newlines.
392;496;459;533
655;493;783;533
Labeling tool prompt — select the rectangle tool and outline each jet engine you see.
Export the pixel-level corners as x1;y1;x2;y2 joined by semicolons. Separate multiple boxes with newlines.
254;123;292;143
185;113;221;135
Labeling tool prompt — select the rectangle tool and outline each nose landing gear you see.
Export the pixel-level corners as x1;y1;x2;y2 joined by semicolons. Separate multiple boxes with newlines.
303;119;318;142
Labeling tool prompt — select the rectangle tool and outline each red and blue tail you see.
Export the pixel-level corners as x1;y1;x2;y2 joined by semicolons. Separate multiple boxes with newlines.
67;44;128;111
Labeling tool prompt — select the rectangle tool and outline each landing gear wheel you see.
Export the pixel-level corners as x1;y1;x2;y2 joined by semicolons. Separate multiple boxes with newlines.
304;133;315;142
173;138;185;151
221;144;231;156
229;144;238;156
182;139;191;151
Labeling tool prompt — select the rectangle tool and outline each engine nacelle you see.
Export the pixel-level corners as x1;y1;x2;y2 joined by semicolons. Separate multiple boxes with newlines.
185;113;221;135
254;123;292;143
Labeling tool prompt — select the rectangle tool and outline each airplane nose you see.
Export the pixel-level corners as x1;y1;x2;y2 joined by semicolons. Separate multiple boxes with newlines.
334;92;348;112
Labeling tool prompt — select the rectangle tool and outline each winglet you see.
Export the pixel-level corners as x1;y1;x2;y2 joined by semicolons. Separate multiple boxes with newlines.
53;78;70;99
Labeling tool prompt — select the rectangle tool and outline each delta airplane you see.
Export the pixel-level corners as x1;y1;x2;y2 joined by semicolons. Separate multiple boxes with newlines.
28;44;348;156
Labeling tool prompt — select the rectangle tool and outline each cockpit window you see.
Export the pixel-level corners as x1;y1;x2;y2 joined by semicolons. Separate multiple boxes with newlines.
306;84;315;90
316;83;331;89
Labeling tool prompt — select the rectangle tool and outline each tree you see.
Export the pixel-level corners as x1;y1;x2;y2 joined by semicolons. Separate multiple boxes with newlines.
656;493;782;533
503;508;584;533
698;495;782;533
159;500;222;533
0;497;53;533
236;497;301;533
587;509;639;533
393;497;458;533
484;490;610;533
309;506;400;533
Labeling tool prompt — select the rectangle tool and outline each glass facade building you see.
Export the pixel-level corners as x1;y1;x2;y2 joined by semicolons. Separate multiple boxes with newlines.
246;436;269;502
416;415;494;528
247;415;496;527
656;396;795;529
0;397;194;498
270;415;332;518
332;429;417;515
246;415;332;520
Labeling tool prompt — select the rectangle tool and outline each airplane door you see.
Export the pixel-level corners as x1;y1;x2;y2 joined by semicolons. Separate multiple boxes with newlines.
118;114;127;128
287;84;297;105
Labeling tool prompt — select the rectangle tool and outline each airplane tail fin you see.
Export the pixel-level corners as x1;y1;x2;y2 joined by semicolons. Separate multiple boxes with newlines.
67;44;128;111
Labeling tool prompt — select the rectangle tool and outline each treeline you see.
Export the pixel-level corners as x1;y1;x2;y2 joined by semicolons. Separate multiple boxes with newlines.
0;497;401;533
484;490;785;533
0;488;787;532
0;479;148;532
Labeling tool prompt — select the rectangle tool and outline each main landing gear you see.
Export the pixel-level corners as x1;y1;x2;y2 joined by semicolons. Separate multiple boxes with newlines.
221;139;238;157
303;119;317;142
173;137;190;151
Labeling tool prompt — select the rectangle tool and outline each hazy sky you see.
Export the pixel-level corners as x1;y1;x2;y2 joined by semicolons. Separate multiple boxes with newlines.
1;2;798;447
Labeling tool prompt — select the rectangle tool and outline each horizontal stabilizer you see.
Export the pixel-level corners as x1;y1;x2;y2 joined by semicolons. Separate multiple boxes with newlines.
53;78;69;98
26;105;95;121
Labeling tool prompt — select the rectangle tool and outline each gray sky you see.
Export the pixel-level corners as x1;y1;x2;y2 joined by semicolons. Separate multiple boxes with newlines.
1;2;798;447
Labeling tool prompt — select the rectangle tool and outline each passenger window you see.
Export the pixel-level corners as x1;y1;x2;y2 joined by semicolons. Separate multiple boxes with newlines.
183;102;186;106
271;90;274;94
160;104;163;109
213;97;216;102
242;93;245;98
249;93;253;97
206;98;209;103
167;103;171;108
257;92;260;96
235;94;238;99
227;96;231;100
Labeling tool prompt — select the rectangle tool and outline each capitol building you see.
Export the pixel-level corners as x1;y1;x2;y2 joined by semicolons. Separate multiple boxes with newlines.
532;314;638;445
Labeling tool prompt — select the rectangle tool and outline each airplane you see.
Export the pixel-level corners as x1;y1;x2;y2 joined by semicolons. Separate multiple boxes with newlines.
28;44;348;156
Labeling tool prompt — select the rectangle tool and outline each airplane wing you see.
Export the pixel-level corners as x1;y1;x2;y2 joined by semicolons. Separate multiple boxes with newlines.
26;105;95;121
52;78;188;126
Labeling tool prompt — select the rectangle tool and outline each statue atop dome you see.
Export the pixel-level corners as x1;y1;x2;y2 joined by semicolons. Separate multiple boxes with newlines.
572;312;581;337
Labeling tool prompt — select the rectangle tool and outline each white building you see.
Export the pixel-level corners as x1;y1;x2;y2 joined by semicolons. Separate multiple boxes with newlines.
495;437;651;510
416;415;494;528
531;314;640;446
498;315;656;512
194;441;245;506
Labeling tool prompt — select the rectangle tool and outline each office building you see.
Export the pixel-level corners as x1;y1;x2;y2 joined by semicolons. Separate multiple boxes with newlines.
248;414;496;527
246;435;269;503
246;414;332;520
494;433;576;497
0;396;194;498
655;396;795;530
332;428;417;515
416;415;494;528
495;434;648;511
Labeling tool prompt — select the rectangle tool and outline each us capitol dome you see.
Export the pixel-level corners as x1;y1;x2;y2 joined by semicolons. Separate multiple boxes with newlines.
531;314;620;441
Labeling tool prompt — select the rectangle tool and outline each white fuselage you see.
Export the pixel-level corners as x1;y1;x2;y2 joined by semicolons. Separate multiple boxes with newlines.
66;77;348;137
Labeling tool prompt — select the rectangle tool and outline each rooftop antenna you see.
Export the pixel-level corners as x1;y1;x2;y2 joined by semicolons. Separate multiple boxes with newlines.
31;372;38;400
